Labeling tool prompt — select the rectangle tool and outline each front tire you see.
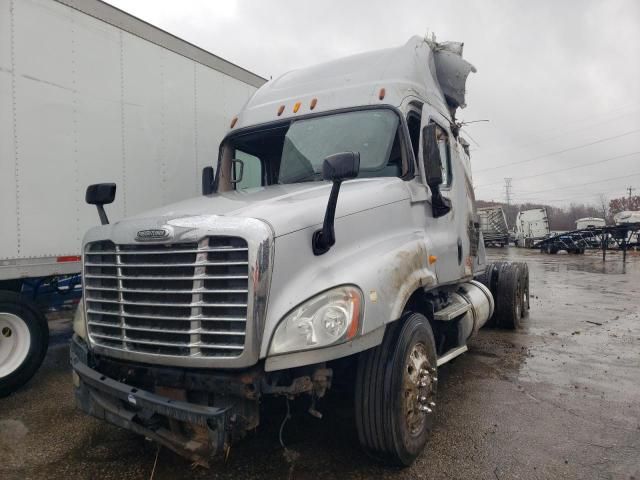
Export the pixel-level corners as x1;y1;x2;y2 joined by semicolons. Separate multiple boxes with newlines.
354;313;437;466
0;292;49;397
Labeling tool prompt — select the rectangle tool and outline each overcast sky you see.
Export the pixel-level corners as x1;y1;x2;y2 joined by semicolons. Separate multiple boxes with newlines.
106;0;640;207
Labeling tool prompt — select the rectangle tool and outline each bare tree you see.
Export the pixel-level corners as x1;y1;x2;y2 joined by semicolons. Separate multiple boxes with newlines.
598;194;609;224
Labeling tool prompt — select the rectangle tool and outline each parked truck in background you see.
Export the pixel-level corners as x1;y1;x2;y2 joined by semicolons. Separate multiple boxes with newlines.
478;206;510;247
575;217;605;229
0;0;264;396
70;36;529;466
514;208;550;248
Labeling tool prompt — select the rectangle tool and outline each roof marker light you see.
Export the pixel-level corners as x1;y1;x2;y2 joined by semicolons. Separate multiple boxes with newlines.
378;88;386;100
230;116;238;128
293;101;301;113
310;98;317;110
277;105;285;116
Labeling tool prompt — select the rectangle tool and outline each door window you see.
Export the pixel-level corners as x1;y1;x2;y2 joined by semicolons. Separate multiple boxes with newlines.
433;124;452;187
406;110;422;161
235;150;262;189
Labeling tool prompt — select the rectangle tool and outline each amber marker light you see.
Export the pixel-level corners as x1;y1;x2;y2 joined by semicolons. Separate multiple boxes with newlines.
293;101;301;113
346;290;361;340
378;87;386;100
429;255;438;264
310;98;318;110
230;116;238;128
277;105;285;116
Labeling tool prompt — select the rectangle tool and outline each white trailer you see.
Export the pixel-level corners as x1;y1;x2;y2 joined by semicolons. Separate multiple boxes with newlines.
575;217;605;230
514;208;550;248
0;0;264;396
477;206;509;247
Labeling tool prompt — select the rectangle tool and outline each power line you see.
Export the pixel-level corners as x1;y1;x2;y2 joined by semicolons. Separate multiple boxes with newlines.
513;188;625;204
513;172;640;197
474;151;640;189
480;187;624;205
475;128;640;173
475;106;640;156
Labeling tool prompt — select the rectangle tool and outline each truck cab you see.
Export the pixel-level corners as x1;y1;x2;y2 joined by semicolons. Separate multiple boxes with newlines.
71;36;527;466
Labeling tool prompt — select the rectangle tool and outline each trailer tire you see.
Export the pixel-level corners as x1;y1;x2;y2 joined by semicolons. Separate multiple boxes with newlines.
355;312;437;466
0;292;49;397
518;262;530;316
494;264;521;329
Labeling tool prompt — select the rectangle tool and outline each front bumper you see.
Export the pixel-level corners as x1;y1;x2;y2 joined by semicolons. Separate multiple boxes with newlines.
70;337;230;465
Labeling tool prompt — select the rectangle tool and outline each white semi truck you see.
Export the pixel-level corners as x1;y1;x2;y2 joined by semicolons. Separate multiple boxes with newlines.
70;36;529;466
514;208;550;248
0;0;264;396
575;217;605;229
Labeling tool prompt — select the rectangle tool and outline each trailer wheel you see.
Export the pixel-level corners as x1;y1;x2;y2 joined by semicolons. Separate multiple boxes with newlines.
494;263;521;329
354;312;437;466
518;262;530;316
0;292;49;397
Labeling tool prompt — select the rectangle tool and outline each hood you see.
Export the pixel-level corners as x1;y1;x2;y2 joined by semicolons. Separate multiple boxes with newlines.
121;177;410;237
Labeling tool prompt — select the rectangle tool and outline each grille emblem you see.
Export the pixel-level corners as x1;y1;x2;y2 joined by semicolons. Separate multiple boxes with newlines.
135;228;171;241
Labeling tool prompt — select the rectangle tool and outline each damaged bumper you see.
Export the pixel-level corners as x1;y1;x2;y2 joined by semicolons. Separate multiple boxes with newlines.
70;336;230;465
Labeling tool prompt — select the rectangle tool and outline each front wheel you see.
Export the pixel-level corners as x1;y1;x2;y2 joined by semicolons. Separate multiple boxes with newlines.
354;313;437;466
0;292;49;397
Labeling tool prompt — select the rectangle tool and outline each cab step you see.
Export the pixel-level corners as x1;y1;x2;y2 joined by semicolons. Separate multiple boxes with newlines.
433;302;470;321
436;345;468;366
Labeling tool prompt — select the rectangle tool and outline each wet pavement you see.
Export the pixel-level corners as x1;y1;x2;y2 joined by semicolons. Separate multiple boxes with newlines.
1;248;639;479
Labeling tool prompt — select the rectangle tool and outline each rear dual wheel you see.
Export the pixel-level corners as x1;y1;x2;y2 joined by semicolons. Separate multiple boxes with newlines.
355;313;437;466
479;262;529;329
495;263;522;329
0;292;49;397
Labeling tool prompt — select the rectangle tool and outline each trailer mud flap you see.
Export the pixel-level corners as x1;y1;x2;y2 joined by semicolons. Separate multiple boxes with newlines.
71;353;230;466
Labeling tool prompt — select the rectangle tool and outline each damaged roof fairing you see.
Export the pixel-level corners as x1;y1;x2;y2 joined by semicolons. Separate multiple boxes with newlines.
230;36;476;131
426;39;477;110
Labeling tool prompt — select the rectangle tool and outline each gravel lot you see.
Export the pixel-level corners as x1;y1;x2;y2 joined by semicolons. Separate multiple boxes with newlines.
1;248;639;480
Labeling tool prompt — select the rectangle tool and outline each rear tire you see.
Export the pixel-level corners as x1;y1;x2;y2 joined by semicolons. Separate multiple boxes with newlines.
355;313;437;466
494;264;521;329
478;261;507;327
0;292;49;397
517;262;530;316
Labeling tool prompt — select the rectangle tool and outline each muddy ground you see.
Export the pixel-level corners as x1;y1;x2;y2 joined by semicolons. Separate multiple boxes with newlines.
1;248;639;479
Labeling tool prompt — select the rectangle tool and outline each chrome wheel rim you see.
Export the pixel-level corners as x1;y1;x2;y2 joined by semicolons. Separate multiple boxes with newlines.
0;313;31;378
402;342;436;436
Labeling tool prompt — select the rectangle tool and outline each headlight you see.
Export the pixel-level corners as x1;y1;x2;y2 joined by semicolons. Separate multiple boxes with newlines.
269;285;362;355
73;300;87;339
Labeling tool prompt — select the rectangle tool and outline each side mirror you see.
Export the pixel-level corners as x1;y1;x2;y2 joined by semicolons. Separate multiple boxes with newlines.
313;152;360;255
231;159;244;184
422;123;443;187
322;152;360;182
202;166;214;195
85;183;116;225
421;124;451;218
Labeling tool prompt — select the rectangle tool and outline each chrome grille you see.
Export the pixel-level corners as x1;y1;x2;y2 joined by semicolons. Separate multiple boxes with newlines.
84;237;249;358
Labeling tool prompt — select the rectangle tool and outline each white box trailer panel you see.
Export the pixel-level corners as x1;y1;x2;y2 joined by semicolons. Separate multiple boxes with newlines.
0;0;265;280
575;217;605;230
477;206;509;244
515;208;550;240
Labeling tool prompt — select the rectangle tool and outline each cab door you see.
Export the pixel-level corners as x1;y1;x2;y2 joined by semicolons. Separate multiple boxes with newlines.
417;113;467;284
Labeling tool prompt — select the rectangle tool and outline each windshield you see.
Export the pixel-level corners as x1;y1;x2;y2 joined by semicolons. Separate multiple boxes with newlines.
217;109;405;190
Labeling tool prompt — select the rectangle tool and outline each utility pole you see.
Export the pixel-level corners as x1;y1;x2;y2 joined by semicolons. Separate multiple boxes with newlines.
504;178;513;229
627;186;635;201
504;178;513;207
